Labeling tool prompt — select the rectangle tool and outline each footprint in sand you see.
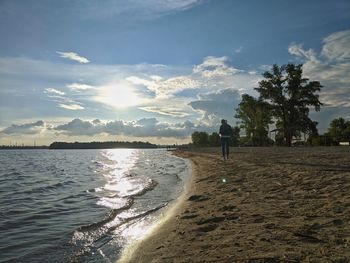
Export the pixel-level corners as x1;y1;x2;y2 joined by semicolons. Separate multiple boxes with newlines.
188;195;210;202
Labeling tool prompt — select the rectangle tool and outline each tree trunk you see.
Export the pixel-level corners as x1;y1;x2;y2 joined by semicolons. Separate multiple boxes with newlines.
282;107;290;146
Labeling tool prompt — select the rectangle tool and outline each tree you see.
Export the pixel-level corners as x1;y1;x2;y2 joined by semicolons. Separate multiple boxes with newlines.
255;64;322;146
208;132;220;146
327;117;350;143
230;126;241;146
191;131;209;145
235;94;272;146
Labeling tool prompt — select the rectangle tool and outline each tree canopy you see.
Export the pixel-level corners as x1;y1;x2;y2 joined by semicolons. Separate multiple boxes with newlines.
327;117;350;143
235;94;272;146
255;64;322;146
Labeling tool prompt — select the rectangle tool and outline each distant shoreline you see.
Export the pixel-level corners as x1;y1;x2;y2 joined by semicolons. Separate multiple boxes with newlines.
0;146;48;150
49;141;158;149
0;141;161;150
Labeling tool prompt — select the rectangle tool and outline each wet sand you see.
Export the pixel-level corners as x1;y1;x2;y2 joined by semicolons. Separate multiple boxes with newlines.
120;147;350;262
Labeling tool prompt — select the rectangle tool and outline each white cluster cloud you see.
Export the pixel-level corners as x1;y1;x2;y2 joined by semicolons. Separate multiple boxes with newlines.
59;104;85;110
66;83;94;91
1;120;45;134
57;51;90;64
193;56;242;78
53;117;215;138
45;88;65;96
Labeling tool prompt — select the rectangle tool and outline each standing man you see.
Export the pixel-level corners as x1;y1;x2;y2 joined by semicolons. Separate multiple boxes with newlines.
219;119;232;160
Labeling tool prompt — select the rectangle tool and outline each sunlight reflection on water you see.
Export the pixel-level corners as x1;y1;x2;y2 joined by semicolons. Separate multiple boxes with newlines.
74;149;189;262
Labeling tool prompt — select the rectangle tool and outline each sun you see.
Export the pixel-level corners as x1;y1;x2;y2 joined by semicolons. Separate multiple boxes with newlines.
96;81;141;108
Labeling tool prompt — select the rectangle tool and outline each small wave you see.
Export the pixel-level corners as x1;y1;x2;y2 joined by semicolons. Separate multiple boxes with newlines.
104;177;158;197
2;171;22;177
19;180;73;196
91;160;105;167
69;202;169;262
130;179;158;197
97;196;133;210
87;187;103;193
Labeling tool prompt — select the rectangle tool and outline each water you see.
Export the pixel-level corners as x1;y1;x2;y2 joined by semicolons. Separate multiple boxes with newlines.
0;149;190;263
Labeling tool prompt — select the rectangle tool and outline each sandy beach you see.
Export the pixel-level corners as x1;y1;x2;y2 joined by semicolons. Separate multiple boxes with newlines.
120;147;350;263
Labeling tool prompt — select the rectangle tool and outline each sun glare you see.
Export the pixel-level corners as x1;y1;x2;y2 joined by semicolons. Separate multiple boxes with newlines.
96;81;141;108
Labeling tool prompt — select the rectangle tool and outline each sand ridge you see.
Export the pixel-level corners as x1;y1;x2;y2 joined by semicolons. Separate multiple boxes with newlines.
121;147;350;262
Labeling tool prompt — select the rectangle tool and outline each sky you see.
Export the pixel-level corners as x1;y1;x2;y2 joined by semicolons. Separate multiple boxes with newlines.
0;0;349;145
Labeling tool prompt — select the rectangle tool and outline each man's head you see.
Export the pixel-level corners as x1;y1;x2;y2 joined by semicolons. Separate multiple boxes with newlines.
221;119;226;124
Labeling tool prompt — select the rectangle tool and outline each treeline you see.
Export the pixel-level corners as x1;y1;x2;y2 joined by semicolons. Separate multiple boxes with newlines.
49;141;158;149
0;145;48;150
310;117;350;146
191;129;240;147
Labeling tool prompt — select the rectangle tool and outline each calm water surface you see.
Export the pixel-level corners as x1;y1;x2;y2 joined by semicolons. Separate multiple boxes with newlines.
0;149;190;263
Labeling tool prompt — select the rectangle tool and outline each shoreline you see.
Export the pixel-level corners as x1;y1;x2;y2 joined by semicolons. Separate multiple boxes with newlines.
118;151;197;263
118;147;350;262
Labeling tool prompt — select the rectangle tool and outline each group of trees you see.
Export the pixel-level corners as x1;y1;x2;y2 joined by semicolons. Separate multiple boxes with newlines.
310;117;350;146
235;94;273;146
327;117;350;142
191;128;240;147
236;64;322;146
191;63;349;147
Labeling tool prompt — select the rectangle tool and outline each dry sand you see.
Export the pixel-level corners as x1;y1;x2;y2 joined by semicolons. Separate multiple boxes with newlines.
120;147;350;263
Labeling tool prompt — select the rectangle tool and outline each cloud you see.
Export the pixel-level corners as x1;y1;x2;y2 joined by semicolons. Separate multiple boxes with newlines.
45;88;65;95
53;117;215;139
288;29;350;131
76;0;203;20
234;47;243;53
193;56;242;78
67;83;94;91
321;30;350;61
54;119;104;136
58;103;85;110
42;84;86;111
288;43;318;62
189;88;241;125
126;56;259;102
44;89;85;111
127;75;199;99
1;120;45;134
139;106;191;117
135;117;158;127
258;64;272;71
57;51;90;64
